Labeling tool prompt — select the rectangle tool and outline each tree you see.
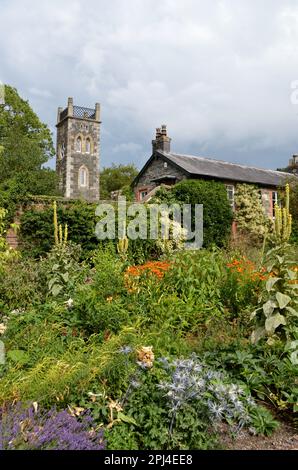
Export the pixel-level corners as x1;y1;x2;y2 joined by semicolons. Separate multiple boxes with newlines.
100;163;138;199
0;85;58;219
154;179;233;248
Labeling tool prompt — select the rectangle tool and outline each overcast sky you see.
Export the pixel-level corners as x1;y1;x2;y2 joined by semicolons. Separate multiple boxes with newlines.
1;0;298;171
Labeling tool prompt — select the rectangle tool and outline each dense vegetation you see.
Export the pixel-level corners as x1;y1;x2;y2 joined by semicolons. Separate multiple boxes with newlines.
100;163;138;200
0;86;59;220
0;87;297;449
0;184;297;450
154;179;233;248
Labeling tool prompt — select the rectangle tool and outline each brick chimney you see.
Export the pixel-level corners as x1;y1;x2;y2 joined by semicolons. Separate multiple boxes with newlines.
152;124;171;153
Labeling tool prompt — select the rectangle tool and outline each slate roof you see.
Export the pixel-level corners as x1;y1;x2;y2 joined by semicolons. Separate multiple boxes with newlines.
152;150;297;187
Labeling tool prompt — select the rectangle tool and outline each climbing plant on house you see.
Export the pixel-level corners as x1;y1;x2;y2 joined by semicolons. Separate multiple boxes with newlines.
234;184;272;242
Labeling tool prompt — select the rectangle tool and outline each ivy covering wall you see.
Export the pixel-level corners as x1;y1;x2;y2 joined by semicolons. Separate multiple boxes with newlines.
234;184;272;242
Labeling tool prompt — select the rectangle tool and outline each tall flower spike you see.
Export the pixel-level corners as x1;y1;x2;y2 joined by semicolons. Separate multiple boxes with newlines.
53;201;68;247
273;184;292;243
53;201;59;246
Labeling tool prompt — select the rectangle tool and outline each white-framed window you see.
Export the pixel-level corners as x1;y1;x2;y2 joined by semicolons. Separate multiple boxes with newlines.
86;138;91;154
76;136;82;152
272;191;278;217
164;162;168;168
78;166;89;188
226;185;235;210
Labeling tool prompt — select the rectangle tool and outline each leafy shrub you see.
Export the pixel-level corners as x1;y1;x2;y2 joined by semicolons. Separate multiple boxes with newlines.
19;201;159;263
0;326;140;406
251;244;298;354
94;352;277;450
0;258;43;311
154;179;233;248
221;256;268;317
202;342;298;414
20;201;99;258
39;242;86;299
72;246;129;334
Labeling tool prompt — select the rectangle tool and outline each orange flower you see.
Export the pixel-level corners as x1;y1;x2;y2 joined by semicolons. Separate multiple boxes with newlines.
124;261;172;292
227;256;268;283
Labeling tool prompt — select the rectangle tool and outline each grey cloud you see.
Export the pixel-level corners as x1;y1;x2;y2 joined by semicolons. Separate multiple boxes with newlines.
1;0;298;171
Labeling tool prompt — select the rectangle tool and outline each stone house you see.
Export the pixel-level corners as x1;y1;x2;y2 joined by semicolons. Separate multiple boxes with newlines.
132;125;297;218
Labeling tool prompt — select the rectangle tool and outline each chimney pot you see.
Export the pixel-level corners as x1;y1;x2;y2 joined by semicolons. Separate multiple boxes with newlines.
152;124;171;153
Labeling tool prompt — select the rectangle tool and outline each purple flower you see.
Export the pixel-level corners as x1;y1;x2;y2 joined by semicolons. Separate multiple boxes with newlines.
118;346;133;355
0;403;106;450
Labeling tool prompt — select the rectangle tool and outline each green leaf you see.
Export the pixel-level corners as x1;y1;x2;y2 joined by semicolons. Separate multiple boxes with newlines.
290;350;298;365
265;277;280;292
51;284;63;297
250;307;262;320
117;412;137;426
287;269;297;280
263;300;276;317
7;349;30;365
251;327;266;344
48;278;57;290
61;272;69;283
285;306;298;317
265;313;286;334
276;292;291;309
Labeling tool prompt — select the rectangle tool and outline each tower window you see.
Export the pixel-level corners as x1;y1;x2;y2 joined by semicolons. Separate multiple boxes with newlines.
86;138;91;154
60;142;65;159
76;136;82;152
78;166;89;188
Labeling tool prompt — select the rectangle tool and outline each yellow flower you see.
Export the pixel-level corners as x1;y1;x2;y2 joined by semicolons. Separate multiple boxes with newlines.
137;346;155;368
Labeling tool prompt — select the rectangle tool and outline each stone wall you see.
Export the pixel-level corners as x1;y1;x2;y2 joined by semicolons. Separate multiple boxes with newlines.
56;100;100;202
134;155;186;199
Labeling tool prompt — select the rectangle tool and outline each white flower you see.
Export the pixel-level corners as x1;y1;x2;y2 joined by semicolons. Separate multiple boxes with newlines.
10;308;25;315
0;323;7;335
65;298;74;309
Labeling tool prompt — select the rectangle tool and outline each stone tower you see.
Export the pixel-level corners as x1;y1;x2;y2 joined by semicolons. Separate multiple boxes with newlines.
56;97;100;201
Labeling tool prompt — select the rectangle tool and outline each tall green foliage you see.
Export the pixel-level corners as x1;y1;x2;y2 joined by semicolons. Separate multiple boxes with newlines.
0;85;58;219
289;182;298;244
100;163;138;199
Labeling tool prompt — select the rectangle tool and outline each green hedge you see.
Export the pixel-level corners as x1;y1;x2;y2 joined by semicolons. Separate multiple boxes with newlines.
19;180;233;259
19;201;156;262
154;179;233;248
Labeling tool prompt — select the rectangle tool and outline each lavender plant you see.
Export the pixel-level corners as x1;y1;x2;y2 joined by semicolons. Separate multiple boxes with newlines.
0;403;105;450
